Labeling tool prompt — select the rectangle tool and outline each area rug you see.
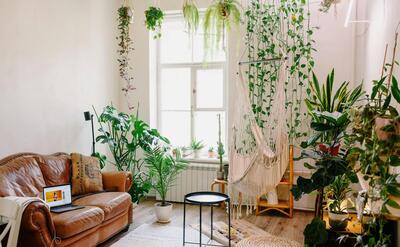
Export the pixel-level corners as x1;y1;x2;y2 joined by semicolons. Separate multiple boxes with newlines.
192;219;302;247
111;223;216;247
191;219;269;247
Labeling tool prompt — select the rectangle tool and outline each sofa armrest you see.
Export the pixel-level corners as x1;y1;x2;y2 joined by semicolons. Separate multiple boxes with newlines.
102;171;133;192
19;201;55;247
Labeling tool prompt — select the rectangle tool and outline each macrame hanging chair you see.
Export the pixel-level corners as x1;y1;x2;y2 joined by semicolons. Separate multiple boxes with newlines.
228;57;289;215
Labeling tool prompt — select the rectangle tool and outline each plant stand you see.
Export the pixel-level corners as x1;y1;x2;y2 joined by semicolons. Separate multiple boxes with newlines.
256;145;294;218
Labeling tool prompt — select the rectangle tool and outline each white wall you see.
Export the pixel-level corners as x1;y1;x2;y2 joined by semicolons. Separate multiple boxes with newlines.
355;0;400;93
0;0;121;158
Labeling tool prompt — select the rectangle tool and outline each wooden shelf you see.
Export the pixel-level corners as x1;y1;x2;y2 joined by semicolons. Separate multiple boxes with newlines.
255;145;294;218
257;199;290;209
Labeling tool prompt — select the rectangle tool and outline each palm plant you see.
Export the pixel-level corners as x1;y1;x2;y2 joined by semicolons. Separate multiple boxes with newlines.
183;0;199;36
145;146;188;206
204;0;241;56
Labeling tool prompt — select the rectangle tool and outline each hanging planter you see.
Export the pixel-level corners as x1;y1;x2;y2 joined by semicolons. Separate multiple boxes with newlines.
145;6;164;39
183;0;199;35
320;0;341;13
204;0;241;56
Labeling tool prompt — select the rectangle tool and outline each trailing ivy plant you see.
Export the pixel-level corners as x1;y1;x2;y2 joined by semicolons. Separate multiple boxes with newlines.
244;0;315;143
204;0;241;56
117;5;135;110
183;0;199;36
145;6;164;39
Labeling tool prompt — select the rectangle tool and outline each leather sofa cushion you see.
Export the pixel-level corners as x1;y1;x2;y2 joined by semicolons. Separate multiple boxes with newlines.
0;156;45;197
74;192;131;221
35;154;71;186
52;206;104;239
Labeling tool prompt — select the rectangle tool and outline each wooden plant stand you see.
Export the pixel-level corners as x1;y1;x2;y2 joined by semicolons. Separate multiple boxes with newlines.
256;145;294;218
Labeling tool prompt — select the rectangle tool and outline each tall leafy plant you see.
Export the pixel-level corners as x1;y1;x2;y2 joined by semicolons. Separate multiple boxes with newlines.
117;5;135;110
303;69;364;145
145;146;188;206
94;105;170;203
204;0;241;56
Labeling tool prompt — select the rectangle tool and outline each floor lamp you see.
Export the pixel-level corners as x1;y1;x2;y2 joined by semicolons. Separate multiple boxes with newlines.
84;111;96;156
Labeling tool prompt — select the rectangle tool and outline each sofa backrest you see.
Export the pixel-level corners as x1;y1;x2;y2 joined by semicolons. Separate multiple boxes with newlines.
0;153;71;197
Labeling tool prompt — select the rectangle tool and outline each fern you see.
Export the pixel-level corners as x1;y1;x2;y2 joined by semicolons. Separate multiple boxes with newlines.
183;0;199;35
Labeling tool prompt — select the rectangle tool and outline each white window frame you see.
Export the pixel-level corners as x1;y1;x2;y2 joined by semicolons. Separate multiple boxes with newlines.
154;13;228;150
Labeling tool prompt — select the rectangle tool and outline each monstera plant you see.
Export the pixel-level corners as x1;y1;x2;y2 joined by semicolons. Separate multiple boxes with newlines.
94;105;169;203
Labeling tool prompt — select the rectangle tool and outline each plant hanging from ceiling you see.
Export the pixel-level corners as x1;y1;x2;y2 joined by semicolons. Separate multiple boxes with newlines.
117;4;135;110
183;0;199;36
204;0;241;56
145;6;164;39
320;0;340;13
245;0;315;143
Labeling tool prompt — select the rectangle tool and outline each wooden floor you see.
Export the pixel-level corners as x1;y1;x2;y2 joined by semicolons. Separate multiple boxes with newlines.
101;198;314;246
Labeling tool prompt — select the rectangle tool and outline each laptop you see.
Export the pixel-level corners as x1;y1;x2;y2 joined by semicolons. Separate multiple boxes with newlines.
43;184;84;213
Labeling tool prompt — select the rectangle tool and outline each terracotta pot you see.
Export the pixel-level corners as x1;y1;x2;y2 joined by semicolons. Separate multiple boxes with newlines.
154;202;173;223
208;151;215;158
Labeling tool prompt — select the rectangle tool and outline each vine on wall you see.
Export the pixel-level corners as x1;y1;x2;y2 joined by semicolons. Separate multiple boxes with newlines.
245;0;315;143
117;5;135;110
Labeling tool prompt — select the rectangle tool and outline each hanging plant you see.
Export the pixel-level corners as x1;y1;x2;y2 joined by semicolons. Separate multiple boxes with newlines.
204;0;241;56
117;5;135;110
245;0;316;143
320;0;341;13
182;0;199;35
145;6;164;39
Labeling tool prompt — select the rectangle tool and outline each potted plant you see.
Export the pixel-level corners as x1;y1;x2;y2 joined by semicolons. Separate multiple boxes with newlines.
216;114;225;180
145;6;164;39
191;139;205;158
204;0;241;55
325;175;352;230
145;146;188;223
208;147;216;158
94;105;169;203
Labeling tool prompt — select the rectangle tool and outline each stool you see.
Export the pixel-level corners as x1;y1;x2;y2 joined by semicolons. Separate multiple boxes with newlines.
183;191;231;247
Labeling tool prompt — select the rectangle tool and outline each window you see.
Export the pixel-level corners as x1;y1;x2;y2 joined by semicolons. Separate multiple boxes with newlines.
153;13;227;156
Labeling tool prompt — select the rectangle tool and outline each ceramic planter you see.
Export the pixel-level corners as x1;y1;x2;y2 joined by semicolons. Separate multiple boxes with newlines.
217;171;224;180
208;151;215;158
223;164;229;181
194;150;201;158
154;202;173;223
328;211;349;231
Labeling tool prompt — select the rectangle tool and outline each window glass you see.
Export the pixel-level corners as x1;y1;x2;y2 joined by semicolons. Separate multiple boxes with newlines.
196;69;224;109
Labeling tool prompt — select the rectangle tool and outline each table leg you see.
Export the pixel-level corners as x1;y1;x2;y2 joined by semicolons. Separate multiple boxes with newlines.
183;200;186;246
199;204;202;247
211;205;213;240
228;199;231;247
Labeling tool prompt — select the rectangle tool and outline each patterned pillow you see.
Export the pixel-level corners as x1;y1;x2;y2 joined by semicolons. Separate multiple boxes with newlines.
70;153;103;195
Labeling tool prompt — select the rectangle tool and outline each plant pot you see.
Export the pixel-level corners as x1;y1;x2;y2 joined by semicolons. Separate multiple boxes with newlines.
328;211;349;231
267;188;279;205
154;202;173;223
217;171;224;180
194;150;201;158
223;164;229;181
208;151;215;158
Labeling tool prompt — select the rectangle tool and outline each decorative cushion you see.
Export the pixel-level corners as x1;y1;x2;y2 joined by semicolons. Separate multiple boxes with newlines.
70;153;103;195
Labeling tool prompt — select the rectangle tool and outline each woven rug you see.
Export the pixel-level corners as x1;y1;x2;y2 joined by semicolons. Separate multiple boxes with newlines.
111;223;216;247
192;219;302;247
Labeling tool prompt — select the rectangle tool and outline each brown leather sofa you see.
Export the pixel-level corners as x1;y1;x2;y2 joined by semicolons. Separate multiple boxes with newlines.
0;153;133;247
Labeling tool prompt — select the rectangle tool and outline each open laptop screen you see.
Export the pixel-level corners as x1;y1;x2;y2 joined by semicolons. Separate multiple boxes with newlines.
43;184;72;208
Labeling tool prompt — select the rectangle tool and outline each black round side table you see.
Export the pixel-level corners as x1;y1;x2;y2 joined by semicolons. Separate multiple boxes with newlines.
183;191;231;247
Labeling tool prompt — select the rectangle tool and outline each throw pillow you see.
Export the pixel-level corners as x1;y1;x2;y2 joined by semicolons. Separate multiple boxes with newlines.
70;153;103;195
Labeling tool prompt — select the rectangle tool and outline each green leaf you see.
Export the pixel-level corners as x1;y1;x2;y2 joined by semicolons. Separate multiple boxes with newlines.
303;162;316;170
390;155;400;166
391;76;400;104
304;217;328;245
371;76;387;100
387;199;400;209
387;184;400;197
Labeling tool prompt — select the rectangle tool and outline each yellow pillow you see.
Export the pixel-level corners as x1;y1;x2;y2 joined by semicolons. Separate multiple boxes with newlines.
70;153;103;195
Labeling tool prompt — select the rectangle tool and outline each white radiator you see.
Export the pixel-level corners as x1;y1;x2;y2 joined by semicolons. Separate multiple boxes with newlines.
156;162;219;203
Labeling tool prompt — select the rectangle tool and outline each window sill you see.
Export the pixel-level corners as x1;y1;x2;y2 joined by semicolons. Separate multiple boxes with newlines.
183;157;229;165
